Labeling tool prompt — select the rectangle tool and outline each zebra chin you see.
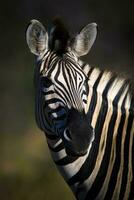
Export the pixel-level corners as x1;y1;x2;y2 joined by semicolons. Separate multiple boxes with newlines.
63;133;94;157
65;147;88;157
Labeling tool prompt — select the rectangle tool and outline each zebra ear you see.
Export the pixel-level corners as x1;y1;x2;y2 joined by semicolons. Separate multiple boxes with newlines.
71;23;97;57
26;20;48;56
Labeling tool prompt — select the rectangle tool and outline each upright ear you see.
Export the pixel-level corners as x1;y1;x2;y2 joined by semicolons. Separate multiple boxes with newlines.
71;23;97;57
26;20;48;56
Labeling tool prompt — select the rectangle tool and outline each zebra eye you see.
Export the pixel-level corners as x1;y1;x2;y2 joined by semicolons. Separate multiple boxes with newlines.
64;128;72;141
42;77;52;87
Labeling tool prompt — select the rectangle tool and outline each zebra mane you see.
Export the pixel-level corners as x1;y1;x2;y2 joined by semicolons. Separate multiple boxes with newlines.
49;18;70;55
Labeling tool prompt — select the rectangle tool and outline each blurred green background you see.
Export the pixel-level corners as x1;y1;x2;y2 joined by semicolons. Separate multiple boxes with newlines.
0;0;134;199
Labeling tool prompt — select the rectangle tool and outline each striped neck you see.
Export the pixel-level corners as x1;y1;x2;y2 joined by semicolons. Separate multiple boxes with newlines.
47;64;134;200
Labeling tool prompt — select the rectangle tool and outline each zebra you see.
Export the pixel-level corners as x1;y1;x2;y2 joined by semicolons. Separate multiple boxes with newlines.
26;19;134;200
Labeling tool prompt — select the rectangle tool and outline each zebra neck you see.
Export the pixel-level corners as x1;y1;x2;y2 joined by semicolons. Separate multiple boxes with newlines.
46;89;134;200
84;66;132;115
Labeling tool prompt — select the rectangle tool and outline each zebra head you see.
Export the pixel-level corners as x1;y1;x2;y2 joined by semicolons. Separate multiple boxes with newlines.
26;19;97;157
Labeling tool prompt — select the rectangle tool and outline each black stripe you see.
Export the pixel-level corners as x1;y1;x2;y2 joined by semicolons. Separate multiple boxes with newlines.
87;67;93;78
113;80;129;107
119;111;133;200
87;71;103;124
102;75;116;99
55;156;78;165
87;90;97;124
41;51;54;71
94;71;104;90
42;108;52;128
44;98;64;106
38;93;48;131
82;89;87;96
85;79;89;97
120;115;133;199
66;67;78;107
42;90;54;95
48;142;64;152
45;132;59;140
128;135;134;200
80;61;86;70
47;56;59;77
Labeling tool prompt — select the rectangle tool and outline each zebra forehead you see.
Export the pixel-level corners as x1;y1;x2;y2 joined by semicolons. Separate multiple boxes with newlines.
40;52;86;79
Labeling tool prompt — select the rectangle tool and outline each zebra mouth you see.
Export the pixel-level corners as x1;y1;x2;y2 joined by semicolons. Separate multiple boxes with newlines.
62;129;89;157
62;130;91;157
62;119;94;157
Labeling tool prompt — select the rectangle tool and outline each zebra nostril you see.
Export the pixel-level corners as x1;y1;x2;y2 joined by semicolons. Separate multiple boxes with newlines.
64;128;72;141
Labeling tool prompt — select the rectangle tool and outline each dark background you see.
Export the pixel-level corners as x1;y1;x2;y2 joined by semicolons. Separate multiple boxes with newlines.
0;0;134;199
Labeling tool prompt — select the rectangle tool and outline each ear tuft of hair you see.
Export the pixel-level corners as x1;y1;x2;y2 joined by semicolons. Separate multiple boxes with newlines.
49;17;70;55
